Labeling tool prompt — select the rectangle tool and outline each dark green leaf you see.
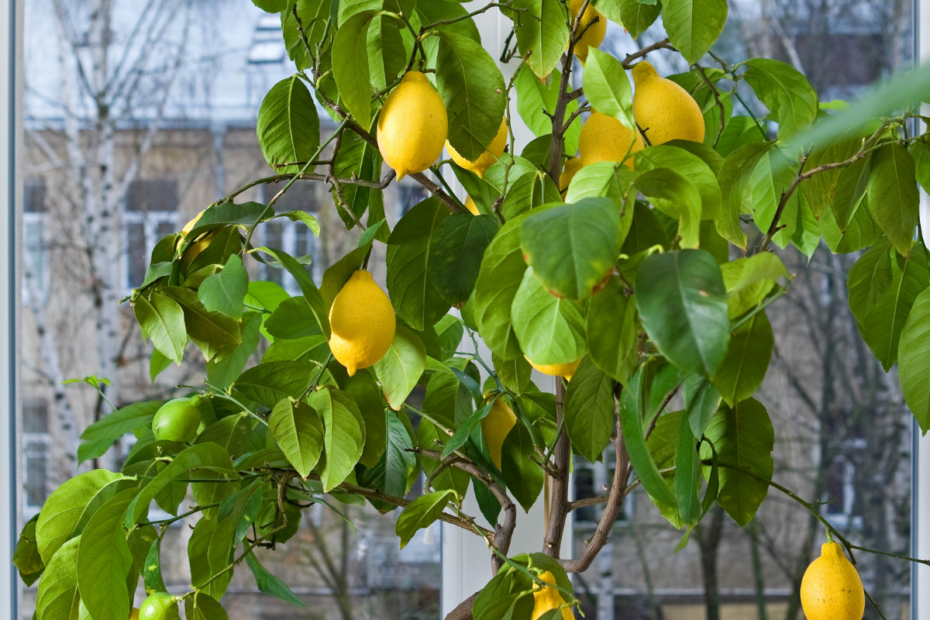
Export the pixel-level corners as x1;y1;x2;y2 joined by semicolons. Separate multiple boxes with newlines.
674;411;701;526
234;361;314;408
260;247;331;338
429;213;500;307
635;250;729;376
373;324;427;409
867;144;920;257
742;59;818;140
198;255;249;320
714;310;773;406
269;400;324;477
564;357;616;462
716;141;775;248
308;386;366;491
245;551;308;607
256;75;321;174
683;375;721;439
333;11;375;130
586;277;638;384
512;0;569;79
898;287;930;433
501;421;544;512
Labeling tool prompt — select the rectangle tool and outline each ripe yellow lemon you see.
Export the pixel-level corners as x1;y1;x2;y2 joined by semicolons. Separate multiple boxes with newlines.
465;196;480;215
800;541;865;620
329;270;396;376
531;571;573;620
526;357;581;381
447;118;507;178
180;229;219;273
560;157;584;197
480;395;516;470
568;0;606;65
130;608;140;620
632;61;705;145
579;111;645;170
152;397;202;444
378;71;448;180
181;210;204;236
138;593;180;620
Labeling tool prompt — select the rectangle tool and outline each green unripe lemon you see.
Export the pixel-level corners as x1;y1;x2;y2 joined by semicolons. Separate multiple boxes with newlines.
152;397;201;443
138;593;180;620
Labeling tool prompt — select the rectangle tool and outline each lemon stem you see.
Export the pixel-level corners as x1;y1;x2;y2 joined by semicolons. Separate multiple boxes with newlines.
825;528;834;543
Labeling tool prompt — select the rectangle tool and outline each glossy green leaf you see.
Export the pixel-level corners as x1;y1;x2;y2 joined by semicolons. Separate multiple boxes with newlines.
234;361;315;409
373;324;427;409
256;75;321;174
898;287;930;433
720;253;789;318
387;197;451;330
564;357;616;462
395;490;455;548
636;250;729;376
434;32;506;161
245;551;308;607
501;421;544;512
674;411;702;526
521;198;620;300
77;488;137;620
742;59;818;140
661;0;728;64
635;168;703;249
162;286;242;361
332;11;375;130
308;386;366;491
35;536;82;620
583;48;634;130
714;310;774;406
716;141;775;248
512;0;569;79
511;267;587;366
134;292;186;365
198;254;249;320
207;313;262;390
429;213;500;307
585;277;638;384
635;144;723;221
514;67;580;155
185;593;230;620
260;247;331;338
269;399;324;478
683;375;721;439
867;144;920;257
700;398;774;527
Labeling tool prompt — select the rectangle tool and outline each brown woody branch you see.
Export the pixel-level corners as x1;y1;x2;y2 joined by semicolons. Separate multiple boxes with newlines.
562;414;631;573
621;38;672;68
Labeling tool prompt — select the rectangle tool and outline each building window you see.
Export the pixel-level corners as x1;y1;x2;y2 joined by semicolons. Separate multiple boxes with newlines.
22;399;50;518
123;179;179;290
248;15;285;64
23;180;48;306
573;449;634;527
396;183;430;218
261;183;320;293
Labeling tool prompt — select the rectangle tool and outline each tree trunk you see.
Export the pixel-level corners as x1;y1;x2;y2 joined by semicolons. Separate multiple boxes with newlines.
696;506;725;620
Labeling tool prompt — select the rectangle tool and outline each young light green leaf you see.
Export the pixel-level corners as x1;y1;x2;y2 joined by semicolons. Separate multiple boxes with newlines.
185;593;230;620
514;67;581;155
35;536;82;620
847;236;895;324
269;399;324;478
720;253;789;318
395;490;456;548
207;312;262;389
233;360;315;408
373;324;427;410
36;469;126;565
256;74;321;174
77;488;137;620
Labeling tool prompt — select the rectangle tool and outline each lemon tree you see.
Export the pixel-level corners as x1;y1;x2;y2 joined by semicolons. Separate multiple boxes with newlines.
15;1;930;619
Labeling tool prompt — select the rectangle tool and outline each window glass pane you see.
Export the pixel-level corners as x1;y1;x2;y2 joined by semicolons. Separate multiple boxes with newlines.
24;454;47;508
22;399;48;434
23;180;45;213
126;222;147;289
263;181;317;213
126;180;179;213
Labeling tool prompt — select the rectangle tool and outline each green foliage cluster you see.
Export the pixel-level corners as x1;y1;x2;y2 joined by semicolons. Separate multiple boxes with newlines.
15;0;930;618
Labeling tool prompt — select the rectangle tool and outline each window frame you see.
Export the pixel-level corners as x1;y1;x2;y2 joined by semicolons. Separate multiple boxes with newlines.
121;179;180;293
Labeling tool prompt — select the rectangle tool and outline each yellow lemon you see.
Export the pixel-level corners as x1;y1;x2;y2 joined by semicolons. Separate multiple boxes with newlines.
447;118;507;178
329;270;396;376
181;210;204;236
527;357;581;381
531;571;574;620
560;157;584;197
632;61;705;145
130;608;140;620
180;229;219;272
465;196;480;215
579;111;645;170
378;71;448;179
568;0;606;65
138;593;180;620
480;396;516;470
800;542;865;620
